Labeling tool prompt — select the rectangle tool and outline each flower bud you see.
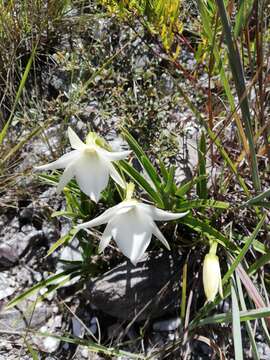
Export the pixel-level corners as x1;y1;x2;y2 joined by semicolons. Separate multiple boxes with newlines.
203;253;223;302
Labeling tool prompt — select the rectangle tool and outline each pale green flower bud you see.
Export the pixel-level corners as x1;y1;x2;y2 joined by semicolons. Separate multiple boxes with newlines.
203;253;223;302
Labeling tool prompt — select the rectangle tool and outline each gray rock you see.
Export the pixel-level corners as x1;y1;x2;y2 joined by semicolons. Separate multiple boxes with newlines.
0;301;53;332
34;329;60;353
32;314;62;353
19;206;34;223
153;317;181;332
72;317;84;338
0;244;18;268
85;251;183;321
0;218;44;265
0;272;16;300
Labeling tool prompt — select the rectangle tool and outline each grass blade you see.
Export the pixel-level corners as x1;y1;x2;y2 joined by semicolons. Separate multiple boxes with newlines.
180;215;237;251
245;188;270;206
31;331;145;359
176;199;229;210
222;215;266;285
6;268;80;309
0;42;38;145
197;131;207;199
234;0;254;38
46;227;78;257
175;175;207;198
231;280;244;360
25;340;39;360
215;0;261;191
192;307;270;328
236;274;260;360
174;80;250;196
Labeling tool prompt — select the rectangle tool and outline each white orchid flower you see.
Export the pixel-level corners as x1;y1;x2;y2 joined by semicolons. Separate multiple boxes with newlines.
35;127;131;202
77;197;189;265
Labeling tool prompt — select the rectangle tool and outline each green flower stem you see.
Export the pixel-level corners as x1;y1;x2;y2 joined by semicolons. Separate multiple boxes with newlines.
125;182;135;200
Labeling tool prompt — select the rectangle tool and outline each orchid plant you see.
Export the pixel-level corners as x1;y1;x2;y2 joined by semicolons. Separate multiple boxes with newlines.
26;126;234;306
8;125;235;313
36;127;188;266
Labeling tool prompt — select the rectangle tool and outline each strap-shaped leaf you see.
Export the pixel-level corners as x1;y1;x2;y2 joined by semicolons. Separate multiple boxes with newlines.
6;267;81;309
164;166;176;194
175;175;208;198
180;215;238;251
119;160;164;207
47;227;78;257
121;128;162;191
176;199;229;210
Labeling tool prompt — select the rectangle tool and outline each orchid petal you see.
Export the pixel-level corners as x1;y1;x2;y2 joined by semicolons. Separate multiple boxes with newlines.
138;204;189;222
78;201;134;230
74;154;109;202
35;150;79;171
107;161;126;188
97;147;131;161
98;222;113;253
110;210;152;265
151;222;170;250
77;206;117;230
114;204;134;216
68;127;85;150
56;163;75;193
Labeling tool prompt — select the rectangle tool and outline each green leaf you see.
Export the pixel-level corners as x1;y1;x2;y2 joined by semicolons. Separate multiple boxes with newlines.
38;174;80;195
176;199;229;211
141;155;162;191
248;252;270;276
158;157;169;182
223;215;266;285
25;341;39;360
31;331;145;359
0;43;38;145
163;166;175;194
6;268;80;309
236;274;260;360
119;160;164;207
234;0;254;38
193;307;270;328
252;239;268;254
121;128;162;191
51;210;77;219
215;0;260;191
244;188;270;206
47;227;78;257
180;215;238;251
175;175;207;198
121;127;145;158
